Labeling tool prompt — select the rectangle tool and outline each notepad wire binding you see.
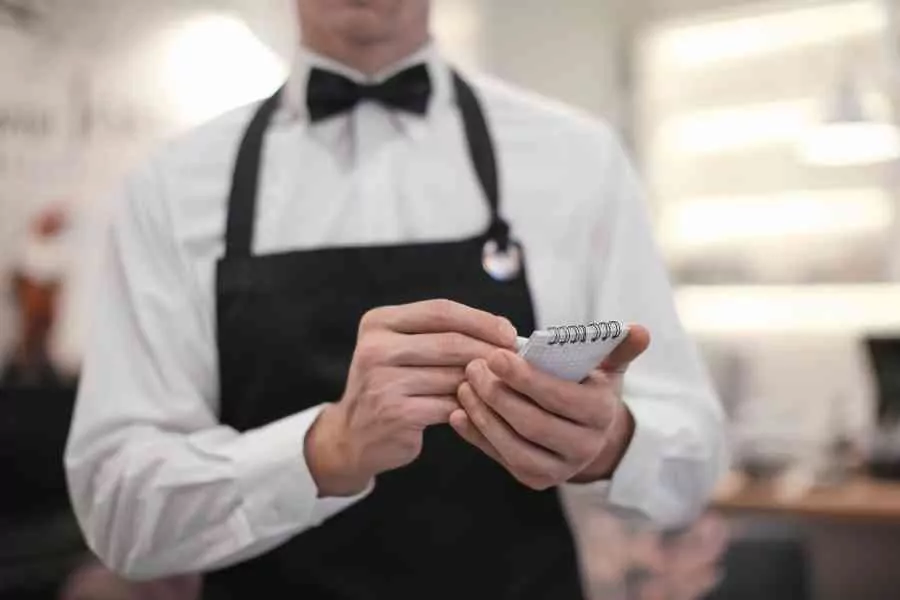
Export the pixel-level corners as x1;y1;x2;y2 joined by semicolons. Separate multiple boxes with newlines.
547;321;622;345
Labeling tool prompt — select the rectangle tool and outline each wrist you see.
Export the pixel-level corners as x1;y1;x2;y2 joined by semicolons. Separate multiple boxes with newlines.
570;401;636;484
305;403;372;497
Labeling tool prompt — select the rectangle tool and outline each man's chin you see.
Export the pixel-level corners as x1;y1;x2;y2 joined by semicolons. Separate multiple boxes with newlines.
332;6;397;42
342;25;394;46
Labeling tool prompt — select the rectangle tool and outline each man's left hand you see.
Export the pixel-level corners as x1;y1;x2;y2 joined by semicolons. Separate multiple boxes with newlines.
451;325;650;489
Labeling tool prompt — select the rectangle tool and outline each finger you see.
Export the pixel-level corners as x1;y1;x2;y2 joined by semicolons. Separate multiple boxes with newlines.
484;350;613;428
466;359;594;460
449;409;503;464
366;299;517;348
457;382;565;485
389;366;466;396
388;332;502;367
601;324;650;374
405;395;459;428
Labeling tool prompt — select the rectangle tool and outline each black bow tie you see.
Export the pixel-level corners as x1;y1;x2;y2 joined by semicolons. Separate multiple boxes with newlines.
306;64;432;123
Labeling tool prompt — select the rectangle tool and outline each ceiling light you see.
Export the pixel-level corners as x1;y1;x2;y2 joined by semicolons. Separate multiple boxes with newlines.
648;1;883;69
676;284;900;335
661;189;892;250
800;70;900;166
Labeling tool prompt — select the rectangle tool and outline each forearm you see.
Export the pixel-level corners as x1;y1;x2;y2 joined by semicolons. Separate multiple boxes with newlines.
65;405;370;579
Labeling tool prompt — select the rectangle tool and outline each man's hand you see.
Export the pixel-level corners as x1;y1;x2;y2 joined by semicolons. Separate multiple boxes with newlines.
629;515;729;600
450;325;650;490
305;299;517;497
582;511;728;600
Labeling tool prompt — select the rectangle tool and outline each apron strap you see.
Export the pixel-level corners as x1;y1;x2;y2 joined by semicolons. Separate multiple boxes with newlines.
452;73;509;248
225;88;283;258
224;72;509;259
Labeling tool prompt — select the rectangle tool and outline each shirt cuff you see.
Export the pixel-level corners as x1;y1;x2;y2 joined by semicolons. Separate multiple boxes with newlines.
605;399;665;518
231;405;371;539
308;480;375;527
604;398;714;528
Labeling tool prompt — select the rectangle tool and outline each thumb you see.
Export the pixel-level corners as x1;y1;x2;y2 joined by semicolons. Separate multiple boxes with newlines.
601;324;650;374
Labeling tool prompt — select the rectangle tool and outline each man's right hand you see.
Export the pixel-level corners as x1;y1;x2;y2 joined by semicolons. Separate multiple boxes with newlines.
305;299;518;497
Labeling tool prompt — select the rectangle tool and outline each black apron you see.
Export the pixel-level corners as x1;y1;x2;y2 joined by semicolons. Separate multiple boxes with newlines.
205;72;584;600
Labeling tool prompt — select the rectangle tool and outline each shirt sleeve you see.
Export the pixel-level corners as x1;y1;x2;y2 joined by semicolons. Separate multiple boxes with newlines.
563;129;728;528
64;159;371;580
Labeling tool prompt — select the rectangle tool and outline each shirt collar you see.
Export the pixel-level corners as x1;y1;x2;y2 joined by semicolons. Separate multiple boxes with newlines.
280;40;454;123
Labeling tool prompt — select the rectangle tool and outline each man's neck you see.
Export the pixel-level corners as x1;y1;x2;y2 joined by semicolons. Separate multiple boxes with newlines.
15;338;49;365
300;31;431;76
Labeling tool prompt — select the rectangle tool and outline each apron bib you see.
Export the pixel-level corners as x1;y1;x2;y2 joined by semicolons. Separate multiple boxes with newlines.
206;73;583;600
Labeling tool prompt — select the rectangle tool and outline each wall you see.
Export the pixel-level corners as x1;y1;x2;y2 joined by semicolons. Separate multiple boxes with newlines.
633;0;893;463
473;0;627;129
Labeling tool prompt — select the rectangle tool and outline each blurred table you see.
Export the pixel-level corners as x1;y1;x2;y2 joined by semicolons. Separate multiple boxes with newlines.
712;471;900;600
713;471;900;522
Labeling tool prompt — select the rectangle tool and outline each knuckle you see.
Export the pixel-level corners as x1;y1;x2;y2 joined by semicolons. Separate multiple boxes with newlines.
358;308;385;333
534;477;555;491
518;469;553;491
514;471;536;489
428;299;456;328
510;457;562;491
431;298;456;314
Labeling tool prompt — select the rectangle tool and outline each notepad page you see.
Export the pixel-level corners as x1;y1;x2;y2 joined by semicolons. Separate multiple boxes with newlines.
517;327;629;382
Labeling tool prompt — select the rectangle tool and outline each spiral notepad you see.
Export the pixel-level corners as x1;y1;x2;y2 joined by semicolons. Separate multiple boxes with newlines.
516;321;629;382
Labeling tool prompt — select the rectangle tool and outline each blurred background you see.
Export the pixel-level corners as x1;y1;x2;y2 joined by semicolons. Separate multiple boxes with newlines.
3;0;900;598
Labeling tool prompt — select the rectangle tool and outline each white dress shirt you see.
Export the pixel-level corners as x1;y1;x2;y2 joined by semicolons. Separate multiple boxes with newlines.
64;43;726;579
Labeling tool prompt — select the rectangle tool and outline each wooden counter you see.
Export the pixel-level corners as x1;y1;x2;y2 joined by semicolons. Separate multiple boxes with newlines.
712;472;900;522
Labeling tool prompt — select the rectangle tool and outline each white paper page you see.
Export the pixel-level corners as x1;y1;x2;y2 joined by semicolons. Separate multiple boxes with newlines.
517;324;629;382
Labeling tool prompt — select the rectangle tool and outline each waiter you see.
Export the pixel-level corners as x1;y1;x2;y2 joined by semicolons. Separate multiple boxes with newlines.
65;1;725;598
